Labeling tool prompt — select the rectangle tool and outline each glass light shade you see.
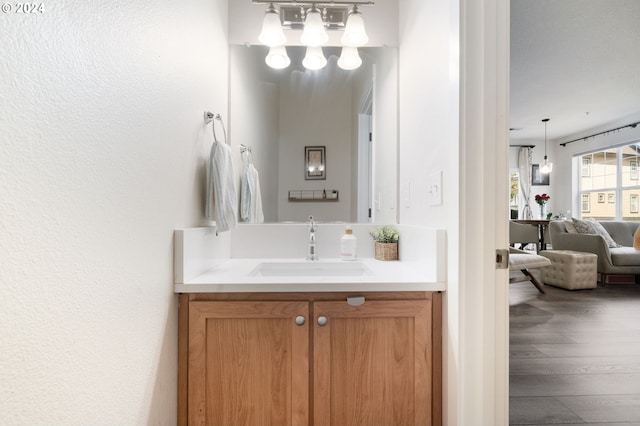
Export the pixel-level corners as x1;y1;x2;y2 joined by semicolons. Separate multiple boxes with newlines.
302;46;327;70
300;7;328;47
265;46;290;69
258;6;286;47
337;47;362;70
341;9;368;47
540;158;553;174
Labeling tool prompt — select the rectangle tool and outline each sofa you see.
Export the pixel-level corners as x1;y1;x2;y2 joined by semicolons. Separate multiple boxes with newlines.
548;220;640;281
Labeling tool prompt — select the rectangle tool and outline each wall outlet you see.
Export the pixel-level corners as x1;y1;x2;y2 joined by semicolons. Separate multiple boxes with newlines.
428;171;443;206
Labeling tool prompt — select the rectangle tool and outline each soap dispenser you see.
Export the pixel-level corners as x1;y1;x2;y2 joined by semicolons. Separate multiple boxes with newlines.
340;225;357;261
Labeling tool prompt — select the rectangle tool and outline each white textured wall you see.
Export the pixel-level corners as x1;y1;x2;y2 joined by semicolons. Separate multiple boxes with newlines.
0;1;228;424
398;0;459;423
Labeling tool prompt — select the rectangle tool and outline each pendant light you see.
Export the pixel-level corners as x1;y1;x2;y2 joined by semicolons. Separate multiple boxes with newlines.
258;3;287;47
341;5;368;47
300;5;328;47
540;118;553;174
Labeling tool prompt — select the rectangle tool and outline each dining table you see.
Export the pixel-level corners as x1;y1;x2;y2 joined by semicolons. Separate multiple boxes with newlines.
512;219;551;252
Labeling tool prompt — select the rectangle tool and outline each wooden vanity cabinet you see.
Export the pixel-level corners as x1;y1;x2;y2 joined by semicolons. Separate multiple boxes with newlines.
178;292;442;426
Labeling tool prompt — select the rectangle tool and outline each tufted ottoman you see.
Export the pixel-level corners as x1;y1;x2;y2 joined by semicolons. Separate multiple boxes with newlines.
540;250;597;290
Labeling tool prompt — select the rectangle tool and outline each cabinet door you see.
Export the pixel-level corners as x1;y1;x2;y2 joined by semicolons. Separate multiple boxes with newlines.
189;301;309;426
313;300;433;426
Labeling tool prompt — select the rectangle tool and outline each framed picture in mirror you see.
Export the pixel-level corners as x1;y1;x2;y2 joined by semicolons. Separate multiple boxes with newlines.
305;146;326;180
531;164;550;185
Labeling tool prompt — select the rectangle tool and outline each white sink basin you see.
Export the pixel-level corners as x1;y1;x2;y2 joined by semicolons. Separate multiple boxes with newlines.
249;261;373;277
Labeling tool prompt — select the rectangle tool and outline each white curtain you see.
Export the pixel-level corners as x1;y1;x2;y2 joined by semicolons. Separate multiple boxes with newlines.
518;147;533;219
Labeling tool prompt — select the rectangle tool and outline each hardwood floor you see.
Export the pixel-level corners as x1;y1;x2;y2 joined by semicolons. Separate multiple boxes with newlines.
510;281;640;425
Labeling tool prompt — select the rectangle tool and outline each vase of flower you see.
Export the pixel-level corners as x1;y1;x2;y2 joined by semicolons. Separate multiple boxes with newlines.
534;193;550;220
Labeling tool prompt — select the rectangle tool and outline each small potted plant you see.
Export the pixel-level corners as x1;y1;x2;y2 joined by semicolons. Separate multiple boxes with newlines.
369;226;399;261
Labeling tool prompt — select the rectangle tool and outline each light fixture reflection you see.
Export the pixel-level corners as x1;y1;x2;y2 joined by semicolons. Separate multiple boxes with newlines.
300;5;328;47
302;46;327;70
265;46;290;69
337;46;362;70
341;6;368;47
258;3;287;47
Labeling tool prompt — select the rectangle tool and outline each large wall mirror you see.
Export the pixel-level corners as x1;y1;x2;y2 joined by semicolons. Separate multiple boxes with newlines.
229;45;398;224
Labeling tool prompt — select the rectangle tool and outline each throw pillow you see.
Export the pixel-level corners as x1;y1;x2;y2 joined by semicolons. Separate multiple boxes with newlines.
572;217;595;234
586;218;622;248
564;220;578;233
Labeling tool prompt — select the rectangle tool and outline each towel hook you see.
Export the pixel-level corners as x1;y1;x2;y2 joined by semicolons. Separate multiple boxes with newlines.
203;111;221;124
240;144;254;164
204;111;228;145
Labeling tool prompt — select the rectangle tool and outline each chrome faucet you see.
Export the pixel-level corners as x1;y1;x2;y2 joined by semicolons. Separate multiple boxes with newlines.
306;215;318;261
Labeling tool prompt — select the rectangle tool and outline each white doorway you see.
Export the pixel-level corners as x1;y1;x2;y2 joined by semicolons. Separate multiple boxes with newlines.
357;83;373;223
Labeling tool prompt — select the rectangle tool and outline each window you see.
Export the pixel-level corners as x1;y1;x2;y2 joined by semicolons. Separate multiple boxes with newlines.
582;157;591;177
582;194;590;212
576;143;640;221
509;172;520;219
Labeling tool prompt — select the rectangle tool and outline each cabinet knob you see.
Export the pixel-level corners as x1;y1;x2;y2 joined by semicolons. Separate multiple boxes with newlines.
317;315;328;326
295;315;306;326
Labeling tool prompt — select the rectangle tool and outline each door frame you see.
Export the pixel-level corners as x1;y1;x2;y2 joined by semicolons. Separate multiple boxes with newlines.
457;0;510;424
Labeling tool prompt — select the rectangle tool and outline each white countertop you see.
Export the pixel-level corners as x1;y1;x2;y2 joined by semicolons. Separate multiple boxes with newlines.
174;258;445;293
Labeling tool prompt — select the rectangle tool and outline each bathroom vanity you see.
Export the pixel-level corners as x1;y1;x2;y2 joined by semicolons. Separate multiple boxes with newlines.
175;226;445;426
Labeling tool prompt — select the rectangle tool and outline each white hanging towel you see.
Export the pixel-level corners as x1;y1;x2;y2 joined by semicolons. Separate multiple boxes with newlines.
240;163;264;223
205;139;237;233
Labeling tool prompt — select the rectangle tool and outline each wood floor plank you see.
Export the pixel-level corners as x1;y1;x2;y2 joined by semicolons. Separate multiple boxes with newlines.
561;329;640;343
509;397;582;425
510;332;575;345
510;373;640;397
511;356;640;375
514;423;640;426
557;395;640;423
510;282;640;424
510;344;549;359
533;342;640;358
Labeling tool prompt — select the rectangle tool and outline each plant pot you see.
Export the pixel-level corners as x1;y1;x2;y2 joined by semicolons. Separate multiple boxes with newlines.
374;242;398;261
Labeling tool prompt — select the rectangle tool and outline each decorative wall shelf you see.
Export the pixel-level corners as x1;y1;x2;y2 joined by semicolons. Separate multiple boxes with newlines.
288;189;339;202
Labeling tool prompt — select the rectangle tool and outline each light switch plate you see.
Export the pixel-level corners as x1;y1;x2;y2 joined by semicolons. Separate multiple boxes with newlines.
428;171;442;206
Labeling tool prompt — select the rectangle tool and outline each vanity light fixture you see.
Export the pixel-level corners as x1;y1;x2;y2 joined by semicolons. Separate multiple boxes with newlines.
253;0;373;70
300;5;329;47
258;3;287;47
540;118;553;174
341;6;368;46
